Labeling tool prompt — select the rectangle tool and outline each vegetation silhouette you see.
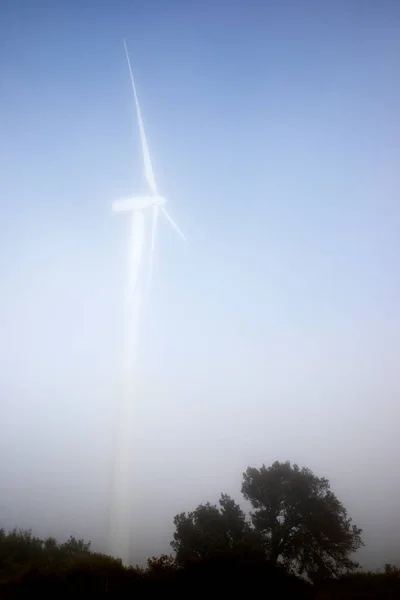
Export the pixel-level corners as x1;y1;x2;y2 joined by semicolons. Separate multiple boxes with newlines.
0;461;398;598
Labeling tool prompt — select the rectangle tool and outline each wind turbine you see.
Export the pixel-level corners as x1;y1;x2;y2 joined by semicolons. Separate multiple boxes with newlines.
108;40;185;565
113;39;185;283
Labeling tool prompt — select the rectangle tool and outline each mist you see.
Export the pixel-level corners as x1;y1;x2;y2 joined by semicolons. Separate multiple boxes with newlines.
0;0;399;573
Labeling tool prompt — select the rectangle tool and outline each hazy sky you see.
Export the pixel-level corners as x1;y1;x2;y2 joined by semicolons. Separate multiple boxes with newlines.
0;0;399;568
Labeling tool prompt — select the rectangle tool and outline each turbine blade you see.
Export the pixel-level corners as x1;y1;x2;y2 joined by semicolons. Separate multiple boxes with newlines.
147;204;159;292
123;39;158;195
161;207;186;241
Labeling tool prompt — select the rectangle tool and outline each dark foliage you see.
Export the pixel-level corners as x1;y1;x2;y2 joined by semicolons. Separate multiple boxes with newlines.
242;461;364;580
171;493;264;565
313;567;400;599
0;461;397;598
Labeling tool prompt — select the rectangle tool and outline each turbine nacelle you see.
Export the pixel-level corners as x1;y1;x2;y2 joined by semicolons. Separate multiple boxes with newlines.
112;195;167;213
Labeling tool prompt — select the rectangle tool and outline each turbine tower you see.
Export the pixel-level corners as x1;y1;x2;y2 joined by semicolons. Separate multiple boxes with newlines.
108;40;185;565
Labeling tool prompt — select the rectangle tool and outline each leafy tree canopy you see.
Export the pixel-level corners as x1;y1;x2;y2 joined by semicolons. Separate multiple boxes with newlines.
241;461;363;580
171;461;363;581
171;493;262;565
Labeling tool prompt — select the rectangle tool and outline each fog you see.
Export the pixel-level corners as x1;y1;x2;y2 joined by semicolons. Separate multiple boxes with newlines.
1;0;399;571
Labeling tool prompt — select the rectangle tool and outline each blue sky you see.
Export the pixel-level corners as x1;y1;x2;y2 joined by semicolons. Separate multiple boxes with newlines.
0;0;399;566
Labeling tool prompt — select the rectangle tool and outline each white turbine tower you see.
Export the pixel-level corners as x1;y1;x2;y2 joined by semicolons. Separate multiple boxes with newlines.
108;40;185;565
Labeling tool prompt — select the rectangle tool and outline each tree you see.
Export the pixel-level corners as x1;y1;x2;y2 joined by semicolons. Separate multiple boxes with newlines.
171;494;262;566
241;461;363;581
59;535;91;556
